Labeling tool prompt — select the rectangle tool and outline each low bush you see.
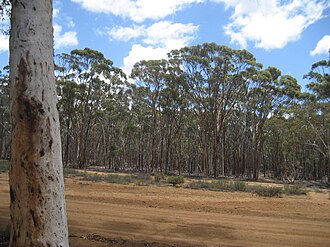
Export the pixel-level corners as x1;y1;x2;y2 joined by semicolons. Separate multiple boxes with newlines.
232;181;247;192
250;186;283;197
283;185;307;195
186;180;247;192
63;168;85;177
104;174;132;184
211;180;247;192
186;181;212;190
81;173;104;182
167;176;184;186
154;173;166;183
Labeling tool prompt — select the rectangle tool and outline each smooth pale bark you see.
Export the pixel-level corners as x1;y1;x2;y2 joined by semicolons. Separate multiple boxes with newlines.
9;0;69;246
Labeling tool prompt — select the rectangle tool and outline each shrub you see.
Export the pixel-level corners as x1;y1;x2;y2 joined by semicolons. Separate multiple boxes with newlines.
135;173;153;186
185;180;247;192
250;186;283;197
210;180;247;192
232;181;247;192
167;176;184;186
186;181;212;190
63;168;85;177
104;174;132;184
81;173;104;182
154;173;165;183
283;185;307;195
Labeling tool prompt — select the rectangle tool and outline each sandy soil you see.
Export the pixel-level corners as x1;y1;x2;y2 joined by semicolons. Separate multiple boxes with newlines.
1;172;330;247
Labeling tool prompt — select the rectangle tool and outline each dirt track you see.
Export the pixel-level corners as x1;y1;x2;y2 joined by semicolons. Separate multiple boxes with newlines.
1;172;330;246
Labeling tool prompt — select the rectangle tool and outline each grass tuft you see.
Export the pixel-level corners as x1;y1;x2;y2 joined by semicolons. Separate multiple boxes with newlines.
249;186;283;197
167;176;185;186
186;180;247;192
283;185;307;195
63;168;85;177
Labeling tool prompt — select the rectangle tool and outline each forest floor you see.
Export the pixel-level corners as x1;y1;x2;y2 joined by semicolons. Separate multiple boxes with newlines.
1;171;330;247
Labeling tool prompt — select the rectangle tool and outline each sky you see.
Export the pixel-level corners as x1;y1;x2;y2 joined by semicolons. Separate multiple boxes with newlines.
1;0;330;90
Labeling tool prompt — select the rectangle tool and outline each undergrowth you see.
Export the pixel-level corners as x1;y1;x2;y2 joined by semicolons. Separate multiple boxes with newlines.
249;186;283;197
186;180;247;192
167;176;184;186
63;168;309;197
283;185;307;195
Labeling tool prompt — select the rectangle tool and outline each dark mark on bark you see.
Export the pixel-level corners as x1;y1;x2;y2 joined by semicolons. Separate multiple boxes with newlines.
40;148;45;157
28;185;34;194
30;209;38;227
10;186;16;203
18;56;28;94
49;138;53;150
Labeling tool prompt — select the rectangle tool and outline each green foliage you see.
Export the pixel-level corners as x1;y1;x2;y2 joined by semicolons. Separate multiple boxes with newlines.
81;173;104;182
32;45;330;182
154;173;166;183
186;180;247;192
167;176;185;186
250;186;283;198
304;58;330;102
185;180;211;189
78;172;155;186
63;168;85;177
210;180;247;192
104;174;132;184
283;185;307;195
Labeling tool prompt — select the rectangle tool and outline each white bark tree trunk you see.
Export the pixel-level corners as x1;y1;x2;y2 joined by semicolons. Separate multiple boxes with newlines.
9;0;69;246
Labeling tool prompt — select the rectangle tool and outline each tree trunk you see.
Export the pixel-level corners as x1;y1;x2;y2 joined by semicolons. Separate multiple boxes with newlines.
9;1;69;246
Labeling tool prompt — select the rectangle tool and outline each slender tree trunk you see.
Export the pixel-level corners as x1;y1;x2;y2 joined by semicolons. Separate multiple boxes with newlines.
9;1;69;246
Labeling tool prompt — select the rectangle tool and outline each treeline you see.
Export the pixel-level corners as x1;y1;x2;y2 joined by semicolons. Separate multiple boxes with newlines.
0;43;329;181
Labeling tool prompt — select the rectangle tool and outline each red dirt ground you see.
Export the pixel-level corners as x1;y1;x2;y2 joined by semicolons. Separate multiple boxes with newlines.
1;172;330;246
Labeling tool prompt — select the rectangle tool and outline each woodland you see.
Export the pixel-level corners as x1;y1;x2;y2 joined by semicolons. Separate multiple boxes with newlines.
0;43;329;182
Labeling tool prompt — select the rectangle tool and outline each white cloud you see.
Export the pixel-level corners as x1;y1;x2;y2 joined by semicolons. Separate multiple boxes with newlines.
71;0;202;22
123;44;169;75
53;8;60;18
143;21;197;48
218;0;328;50
310;35;330;56
0;34;9;53
113;21;198;75
108;25;145;42
54;24;79;49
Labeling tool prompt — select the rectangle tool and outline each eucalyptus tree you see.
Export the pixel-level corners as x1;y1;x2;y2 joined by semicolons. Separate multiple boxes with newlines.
158;65;188;173
9;0;68;245
131;59;169;172
303;57;330;181
247;67;301;179
169;43;258;177
129;84;153;171
56;48;126;168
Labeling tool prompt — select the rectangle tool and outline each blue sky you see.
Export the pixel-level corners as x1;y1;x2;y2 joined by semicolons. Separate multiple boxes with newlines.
1;0;330;90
